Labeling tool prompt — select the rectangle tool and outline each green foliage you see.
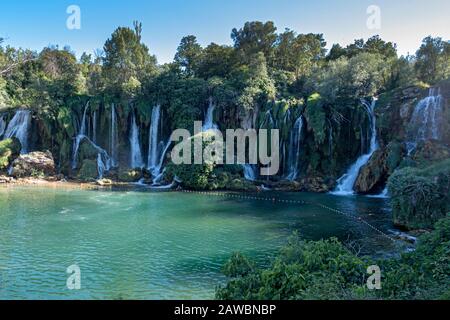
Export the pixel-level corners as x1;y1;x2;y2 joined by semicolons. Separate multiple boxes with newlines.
216;234;367;300
305;93;326;145
174;35;203;77
0;137;21;170
102;21;158;98
218;216;450;300
415;36;450;85
388;160;450;229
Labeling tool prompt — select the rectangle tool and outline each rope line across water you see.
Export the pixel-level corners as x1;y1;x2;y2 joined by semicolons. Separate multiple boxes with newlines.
180;189;397;243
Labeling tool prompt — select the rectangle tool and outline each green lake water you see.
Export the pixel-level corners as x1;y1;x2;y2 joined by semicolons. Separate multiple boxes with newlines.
0;186;399;299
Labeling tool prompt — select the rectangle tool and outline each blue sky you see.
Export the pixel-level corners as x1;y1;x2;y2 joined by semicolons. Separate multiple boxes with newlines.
0;0;449;63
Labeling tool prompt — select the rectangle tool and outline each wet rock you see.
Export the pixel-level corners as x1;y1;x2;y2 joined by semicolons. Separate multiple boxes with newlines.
96;178;113;186
355;142;405;194
118;168;143;182
10;151;56;178
299;176;333;193
77;159;98;181
412;140;450;165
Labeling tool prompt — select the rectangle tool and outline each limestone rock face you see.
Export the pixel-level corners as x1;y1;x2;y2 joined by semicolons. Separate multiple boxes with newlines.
354;150;386;194
10;151;56;178
354;142;405;194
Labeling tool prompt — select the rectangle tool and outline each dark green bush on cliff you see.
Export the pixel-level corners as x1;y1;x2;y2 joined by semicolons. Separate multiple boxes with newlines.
388;160;450;229
0;137;21;171
217;216;450;300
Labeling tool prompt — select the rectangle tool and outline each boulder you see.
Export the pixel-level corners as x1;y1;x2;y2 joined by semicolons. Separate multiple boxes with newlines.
118;168;143;182
96;179;113;186
10;151;56;178
0;137;21;171
77;159;98;181
299;176;333;193
354;142;405;194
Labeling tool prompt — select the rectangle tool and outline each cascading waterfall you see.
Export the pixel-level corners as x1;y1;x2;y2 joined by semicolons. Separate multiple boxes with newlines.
243;164;258;181
406;88;443;154
202;98;218;131
332;98;379;196
110;104;118;167
285;116;303;181
0;114;6;138
72;103;89;169
148;105;163;176
72;102;112;178
4;110;31;153
129;112;144;169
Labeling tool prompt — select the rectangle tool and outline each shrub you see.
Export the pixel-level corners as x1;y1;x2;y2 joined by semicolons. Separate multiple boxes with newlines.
0;137;21;171
388;160;450;229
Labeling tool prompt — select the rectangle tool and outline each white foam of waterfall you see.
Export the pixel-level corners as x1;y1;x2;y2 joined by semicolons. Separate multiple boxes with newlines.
72;103;89;169
129;112;144;169
4;110;31;153
406;88;444;155
285;116;303;181
110;104;118;167
147;105;161;174
332;98;379;196
202;98;218;131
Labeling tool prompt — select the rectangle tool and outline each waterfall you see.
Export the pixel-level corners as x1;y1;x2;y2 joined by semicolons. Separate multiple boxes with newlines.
148;105;162;174
129;112;144;169
368;187;389;199
285;116;303;181
4;110;31;153
72;103;89;169
261;110;275;128
202;98;218;131
110;104;118;167
243;164;258;181
406;88;444;154
332;98;379;196
72;102;112;178
0;114;6;138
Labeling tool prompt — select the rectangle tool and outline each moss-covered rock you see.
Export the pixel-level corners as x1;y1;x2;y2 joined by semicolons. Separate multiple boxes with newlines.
0;137;21;171
388;159;450;230
10;151;56;178
118;168;143;182
77;159;98;181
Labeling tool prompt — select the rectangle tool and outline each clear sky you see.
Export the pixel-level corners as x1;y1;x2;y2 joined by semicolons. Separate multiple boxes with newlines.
0;0;449;63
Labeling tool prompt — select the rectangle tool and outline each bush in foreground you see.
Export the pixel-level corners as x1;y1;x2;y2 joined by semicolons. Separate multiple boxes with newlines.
216;215;450;300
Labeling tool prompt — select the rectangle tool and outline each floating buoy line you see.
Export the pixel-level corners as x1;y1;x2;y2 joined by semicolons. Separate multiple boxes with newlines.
179;189;398;243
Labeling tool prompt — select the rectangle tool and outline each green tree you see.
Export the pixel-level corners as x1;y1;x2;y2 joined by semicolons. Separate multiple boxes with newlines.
231;21;277;63
415;36;450;84
102;21;157;97
174;35;203;77
196;43;235;79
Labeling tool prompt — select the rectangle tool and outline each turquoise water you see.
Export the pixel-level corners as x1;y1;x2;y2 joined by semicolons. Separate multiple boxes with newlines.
0;186;396;300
